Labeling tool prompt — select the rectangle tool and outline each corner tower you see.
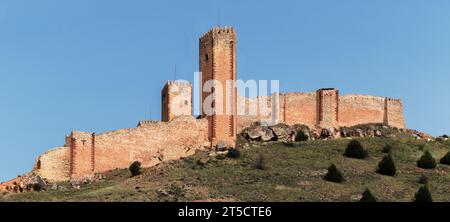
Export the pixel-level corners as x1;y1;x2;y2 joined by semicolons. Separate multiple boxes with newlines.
161;80;192;122
199;27;237;147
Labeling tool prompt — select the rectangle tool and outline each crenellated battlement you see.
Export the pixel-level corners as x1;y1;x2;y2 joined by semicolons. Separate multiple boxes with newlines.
17;26;407;184
200;26;236;42
166;80;192;87
137;120;160;127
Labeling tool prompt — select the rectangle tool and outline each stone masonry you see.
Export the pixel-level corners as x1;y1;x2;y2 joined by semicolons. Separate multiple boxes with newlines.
199;27;237;147
0;26;407;184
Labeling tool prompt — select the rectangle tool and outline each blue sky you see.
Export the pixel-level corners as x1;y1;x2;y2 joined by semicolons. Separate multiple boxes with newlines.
1;0;450;181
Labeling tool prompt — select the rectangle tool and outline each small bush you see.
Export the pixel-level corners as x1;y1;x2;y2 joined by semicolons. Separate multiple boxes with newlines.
227;148;241;159
323;164;345;183
129;161;142;177
417;150;437;169
414;186;433;202
254;154;266;170
32;183;42;192
377;155;396;176
344;140;368;159
443;134;449;138
359;188;377;202
439;152;450;165
418;175;428;185
382;144;393;154
295;131;309;142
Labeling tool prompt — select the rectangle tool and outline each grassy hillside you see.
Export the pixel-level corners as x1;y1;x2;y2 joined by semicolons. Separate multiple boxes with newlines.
2;137;450;202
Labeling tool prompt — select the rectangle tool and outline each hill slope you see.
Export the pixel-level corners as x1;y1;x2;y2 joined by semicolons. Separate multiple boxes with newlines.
2;137;450;202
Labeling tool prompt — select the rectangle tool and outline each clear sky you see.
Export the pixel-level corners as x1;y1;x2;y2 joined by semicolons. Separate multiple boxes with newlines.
1;0;450;181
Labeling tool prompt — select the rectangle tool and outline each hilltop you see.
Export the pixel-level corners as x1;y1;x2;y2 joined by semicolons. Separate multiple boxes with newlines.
2;130;450;202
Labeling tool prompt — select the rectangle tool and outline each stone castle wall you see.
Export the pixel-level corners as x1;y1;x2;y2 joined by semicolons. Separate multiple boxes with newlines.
338;94;386;127
34;147;71;182
33;116;208;181
236;91;406;132
5;27;407;185
385;98;406;129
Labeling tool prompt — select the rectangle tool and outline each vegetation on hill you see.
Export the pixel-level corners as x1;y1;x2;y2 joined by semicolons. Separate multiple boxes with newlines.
377;155;396;176
414;185;433;202
344;140;368;159
2;136;450;202
359;188;377;202
129;161;142;177
323;164;345;183
417;150;437;169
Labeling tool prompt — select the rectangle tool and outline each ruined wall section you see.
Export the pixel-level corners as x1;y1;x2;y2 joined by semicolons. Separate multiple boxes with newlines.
236;95;273;132
62;116;208;180
385;98;406;129
282;92;317;128
339;94;386;127
236;92;318;131
34;147;70;182
237;92;406;131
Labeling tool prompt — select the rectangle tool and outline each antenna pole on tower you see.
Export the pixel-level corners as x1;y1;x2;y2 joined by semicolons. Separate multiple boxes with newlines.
149;103;152;120
217;0;221;27
174;64;177;80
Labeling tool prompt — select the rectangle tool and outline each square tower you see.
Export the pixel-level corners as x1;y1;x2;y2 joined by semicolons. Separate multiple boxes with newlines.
199;27;237;147
161;80;193;122
317;88;339;129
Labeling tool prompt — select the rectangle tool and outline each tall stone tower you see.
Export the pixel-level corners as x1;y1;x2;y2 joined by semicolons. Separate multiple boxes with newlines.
161;80;192;122
199;27;237;147
317;88;339;129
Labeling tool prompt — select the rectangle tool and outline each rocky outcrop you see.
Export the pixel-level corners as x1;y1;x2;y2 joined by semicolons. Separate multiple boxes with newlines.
269;124;296;142
241;123;434;145
242;126;276;143
0;172;49;193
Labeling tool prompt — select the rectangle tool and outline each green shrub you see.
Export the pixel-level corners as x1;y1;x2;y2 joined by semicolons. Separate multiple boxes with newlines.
443;134;449;138
295;131;309;142
227;148;241;159
323;164;345;183
344;140;368;159
417;150;437;169
129;161;142;177
32;183;42;192
439;152;450;165
414;186;433;202
382;144;393;154
359;188;377;202
418;175;428;185
254;154;266;170
377;155;396;176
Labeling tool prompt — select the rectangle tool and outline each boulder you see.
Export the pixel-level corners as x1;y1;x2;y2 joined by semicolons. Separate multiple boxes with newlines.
51;183;59;191
269;124;295;142
242;126;275;142
340;128;349;138
353;129;365;138
320;128;339;139
375;130;382;137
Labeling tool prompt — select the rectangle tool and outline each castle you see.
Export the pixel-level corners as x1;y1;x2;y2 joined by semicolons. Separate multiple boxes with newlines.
1;27;406;185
